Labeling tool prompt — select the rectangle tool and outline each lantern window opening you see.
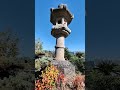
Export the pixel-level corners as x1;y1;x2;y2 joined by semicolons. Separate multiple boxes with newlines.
58;19;62;24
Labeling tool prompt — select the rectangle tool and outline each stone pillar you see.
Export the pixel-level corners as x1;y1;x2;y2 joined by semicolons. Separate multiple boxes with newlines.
55;36;65;60
50;4;73;61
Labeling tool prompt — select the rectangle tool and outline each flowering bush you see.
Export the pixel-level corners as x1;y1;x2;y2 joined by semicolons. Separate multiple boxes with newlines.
72;74;85;90
35;63;66;90
35;63;85;90
56;72;66;90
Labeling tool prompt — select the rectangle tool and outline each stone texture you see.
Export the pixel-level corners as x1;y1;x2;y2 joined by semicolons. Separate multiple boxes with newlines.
51;60;75;76
50;4;74;25
51;60;76;88
50;4;73;61
54;36;65;60
51;24;71;38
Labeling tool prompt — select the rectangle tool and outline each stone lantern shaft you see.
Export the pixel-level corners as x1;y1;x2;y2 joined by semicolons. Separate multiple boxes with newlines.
55;36;65;60
50;4;73;61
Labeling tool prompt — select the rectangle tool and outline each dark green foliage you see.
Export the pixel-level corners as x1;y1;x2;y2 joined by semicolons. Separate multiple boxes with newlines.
0;28;19;57
75;52;84;58
64;47;72;60
96;60;117;75
86;70;120;90
64;47;85;73
70;55;85;73
86;60;120;90
0;30;34;90
0;72;34;90
0;57;35;90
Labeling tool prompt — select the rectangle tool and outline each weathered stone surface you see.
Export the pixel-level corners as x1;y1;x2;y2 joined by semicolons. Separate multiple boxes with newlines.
50;4;74;25
51;60;76;88
51;24;71;38
51;60;75;76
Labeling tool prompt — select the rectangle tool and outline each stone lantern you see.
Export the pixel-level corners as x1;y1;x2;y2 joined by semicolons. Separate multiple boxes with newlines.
50;4;74;61
50;4;75;83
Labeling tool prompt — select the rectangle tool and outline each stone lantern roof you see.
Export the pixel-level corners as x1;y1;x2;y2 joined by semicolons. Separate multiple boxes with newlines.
50;4;74;25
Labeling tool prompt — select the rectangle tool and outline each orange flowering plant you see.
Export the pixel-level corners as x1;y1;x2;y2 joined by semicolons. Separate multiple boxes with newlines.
56;72;66;90
72;74;85;90
35;63;65;90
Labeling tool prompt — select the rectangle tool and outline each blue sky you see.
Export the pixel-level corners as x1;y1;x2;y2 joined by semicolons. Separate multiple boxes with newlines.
35;0;85;52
